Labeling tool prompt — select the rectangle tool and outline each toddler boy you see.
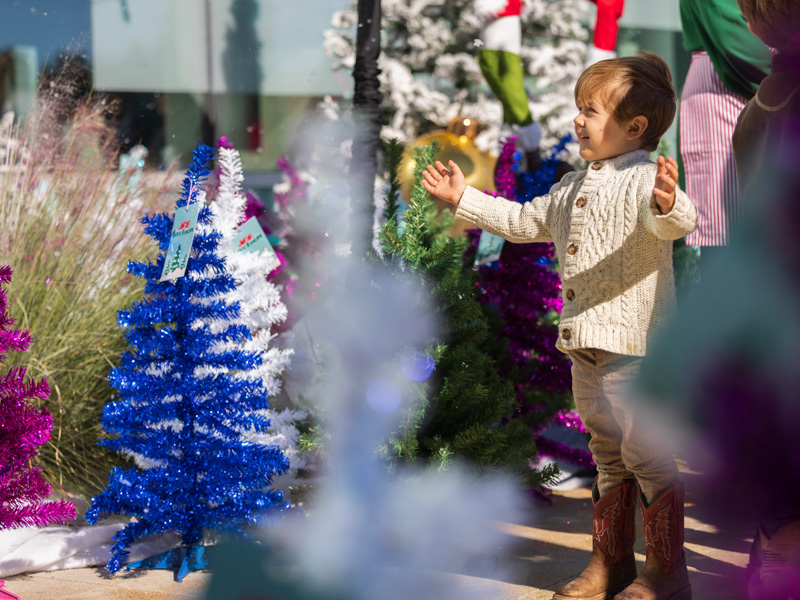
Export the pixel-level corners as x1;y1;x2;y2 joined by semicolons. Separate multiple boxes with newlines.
422;52;697;600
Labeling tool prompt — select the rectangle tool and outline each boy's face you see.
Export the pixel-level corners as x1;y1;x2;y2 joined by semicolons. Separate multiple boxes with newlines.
573;95;642;162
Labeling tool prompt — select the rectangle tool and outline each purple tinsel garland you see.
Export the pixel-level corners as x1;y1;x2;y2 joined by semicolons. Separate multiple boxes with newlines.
275;157;310;210
534;436;594;469
552;409;588;434
0;265;75;529
494;136;519;201
472;137;592;469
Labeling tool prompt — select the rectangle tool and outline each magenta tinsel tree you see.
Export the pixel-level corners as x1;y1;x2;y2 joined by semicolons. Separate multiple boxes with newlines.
0;266;76;529
269;156;308;300
468;138;593;470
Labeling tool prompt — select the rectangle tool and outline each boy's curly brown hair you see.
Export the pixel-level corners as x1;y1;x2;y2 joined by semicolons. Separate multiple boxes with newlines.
574;51;676;152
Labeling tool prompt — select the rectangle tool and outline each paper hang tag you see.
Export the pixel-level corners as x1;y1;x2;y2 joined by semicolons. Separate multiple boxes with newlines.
395;197;410;236
475;230;505;266
234;216;281;273
160;203;201;282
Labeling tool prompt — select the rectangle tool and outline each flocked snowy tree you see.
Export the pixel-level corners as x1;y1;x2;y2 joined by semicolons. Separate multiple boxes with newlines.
87;145;288;576
323;0;589;153
209;146;307;485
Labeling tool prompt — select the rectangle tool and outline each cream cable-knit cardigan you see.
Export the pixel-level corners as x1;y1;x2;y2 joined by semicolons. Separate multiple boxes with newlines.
456;149;697;357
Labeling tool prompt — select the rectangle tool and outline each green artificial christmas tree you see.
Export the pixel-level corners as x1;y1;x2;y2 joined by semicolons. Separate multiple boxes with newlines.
378;141;556;488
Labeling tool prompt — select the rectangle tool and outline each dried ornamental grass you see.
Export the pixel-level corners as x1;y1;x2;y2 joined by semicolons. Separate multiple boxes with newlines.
0;87;175;498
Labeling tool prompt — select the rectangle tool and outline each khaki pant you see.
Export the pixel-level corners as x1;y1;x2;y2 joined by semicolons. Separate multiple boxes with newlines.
570;348;679;503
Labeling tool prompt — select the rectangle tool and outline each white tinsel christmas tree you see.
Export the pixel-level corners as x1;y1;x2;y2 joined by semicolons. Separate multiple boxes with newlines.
205;147;307;484
323;0;589;154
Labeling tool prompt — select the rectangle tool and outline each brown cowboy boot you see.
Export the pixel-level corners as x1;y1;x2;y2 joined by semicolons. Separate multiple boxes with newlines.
553;479;638;600
614;482;692;600
748;521;800;599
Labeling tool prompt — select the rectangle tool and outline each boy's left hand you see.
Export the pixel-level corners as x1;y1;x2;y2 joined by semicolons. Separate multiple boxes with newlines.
653;156;678;214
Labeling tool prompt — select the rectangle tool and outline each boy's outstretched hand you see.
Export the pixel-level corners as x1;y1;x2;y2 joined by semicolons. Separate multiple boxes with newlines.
653;155;678;214
421;160;466;206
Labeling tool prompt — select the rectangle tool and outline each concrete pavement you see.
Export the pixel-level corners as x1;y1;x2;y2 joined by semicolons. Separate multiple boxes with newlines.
3;471;751;600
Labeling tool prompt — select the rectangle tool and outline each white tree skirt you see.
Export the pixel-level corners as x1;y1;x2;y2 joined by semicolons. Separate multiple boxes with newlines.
0;524;181;577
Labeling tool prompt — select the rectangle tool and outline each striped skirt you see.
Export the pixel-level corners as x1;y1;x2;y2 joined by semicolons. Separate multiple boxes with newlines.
679;51;748;246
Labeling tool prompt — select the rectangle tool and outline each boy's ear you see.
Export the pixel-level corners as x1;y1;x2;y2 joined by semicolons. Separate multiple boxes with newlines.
626;115;649;141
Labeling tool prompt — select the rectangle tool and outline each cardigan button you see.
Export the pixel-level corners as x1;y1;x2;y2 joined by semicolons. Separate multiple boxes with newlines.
566;289;575;301
562;328;572;340
576;197;586;208
591;162;603;170
568;244;578;255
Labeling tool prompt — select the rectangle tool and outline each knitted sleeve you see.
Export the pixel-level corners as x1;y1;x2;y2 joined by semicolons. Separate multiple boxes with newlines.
454;182;563;243
638;167;698;241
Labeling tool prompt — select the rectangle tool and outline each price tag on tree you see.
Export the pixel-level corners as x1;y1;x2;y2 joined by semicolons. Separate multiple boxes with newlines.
394;197;410;237
234;217;281;273
160;203;201;282
474;230;505;266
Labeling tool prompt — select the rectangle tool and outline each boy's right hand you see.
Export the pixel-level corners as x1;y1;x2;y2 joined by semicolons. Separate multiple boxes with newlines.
421;160;466;206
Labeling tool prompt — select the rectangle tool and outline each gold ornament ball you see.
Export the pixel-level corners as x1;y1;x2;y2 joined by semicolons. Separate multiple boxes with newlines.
398;121;496;236
399;131;495;202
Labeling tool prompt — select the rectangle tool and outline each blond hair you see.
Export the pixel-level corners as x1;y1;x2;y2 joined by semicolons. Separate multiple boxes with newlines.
737;0;800;50
574;51;676;152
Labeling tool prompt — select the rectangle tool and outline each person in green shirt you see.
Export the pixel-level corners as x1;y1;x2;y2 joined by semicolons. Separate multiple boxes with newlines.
678;0;771;257
681;0;772;99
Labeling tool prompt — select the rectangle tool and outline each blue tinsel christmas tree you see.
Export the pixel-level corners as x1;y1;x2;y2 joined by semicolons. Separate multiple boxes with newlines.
87;144;289;578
